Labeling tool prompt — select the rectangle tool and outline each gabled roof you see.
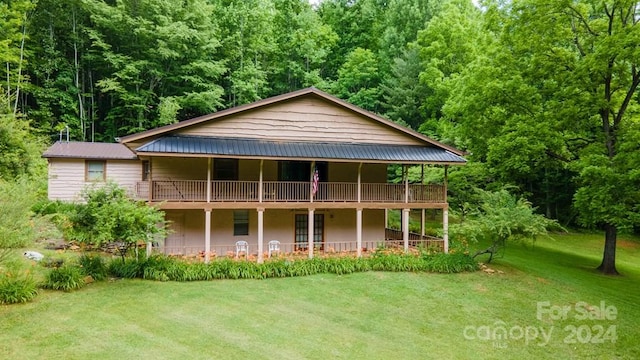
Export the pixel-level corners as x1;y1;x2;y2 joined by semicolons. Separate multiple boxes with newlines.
43;141;138;160
136;135;466;164
119;87;465;157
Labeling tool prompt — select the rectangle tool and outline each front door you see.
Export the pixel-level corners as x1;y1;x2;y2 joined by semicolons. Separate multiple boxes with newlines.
294;214;324;250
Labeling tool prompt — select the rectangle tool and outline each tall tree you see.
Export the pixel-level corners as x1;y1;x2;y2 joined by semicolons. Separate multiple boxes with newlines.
215;0;276;107
0;0;35;115
449;0;640;274
270;0;337;94
83;0;225;138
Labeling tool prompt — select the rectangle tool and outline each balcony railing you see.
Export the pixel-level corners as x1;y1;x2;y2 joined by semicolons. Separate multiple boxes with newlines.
136;180;446;204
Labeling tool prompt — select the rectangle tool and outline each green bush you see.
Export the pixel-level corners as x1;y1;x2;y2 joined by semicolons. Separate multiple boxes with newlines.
105;250;479;283
78;254;107;281
0;273;38;304
423;253;479;273
108;258;145;279
43;265;86;291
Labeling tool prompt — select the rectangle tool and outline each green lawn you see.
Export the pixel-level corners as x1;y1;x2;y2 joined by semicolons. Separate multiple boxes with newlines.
1;232;638;360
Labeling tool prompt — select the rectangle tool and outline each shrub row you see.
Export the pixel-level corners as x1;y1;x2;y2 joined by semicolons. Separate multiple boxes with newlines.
107;252;479;282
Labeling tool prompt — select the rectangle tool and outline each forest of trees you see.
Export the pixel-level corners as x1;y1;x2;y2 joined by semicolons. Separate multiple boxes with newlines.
1;0;639;274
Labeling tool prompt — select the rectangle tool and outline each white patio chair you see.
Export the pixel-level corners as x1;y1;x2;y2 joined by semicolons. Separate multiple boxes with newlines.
268;240;281;258
235;240;249;258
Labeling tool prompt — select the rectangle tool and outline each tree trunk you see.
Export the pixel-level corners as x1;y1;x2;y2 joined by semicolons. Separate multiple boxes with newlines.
597;223;618;275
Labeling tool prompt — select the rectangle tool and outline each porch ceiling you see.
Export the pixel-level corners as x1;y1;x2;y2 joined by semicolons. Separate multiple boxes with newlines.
135;135;466;164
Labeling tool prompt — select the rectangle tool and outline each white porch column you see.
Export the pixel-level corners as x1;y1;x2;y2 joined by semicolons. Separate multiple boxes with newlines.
402;208;410;253
443;208;449;254
310;161;316;202
206;158;211;203
205;209;211;263
357;163;362;203
308;209;315;259
257;208;264;263
356;208;363;257
404;165;409;203
259;160;263;203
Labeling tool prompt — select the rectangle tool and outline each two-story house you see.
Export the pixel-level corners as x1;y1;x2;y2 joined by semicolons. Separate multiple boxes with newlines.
43;87;466;262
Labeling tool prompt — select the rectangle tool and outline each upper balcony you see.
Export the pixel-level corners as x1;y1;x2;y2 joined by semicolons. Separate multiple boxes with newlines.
135;180;446;207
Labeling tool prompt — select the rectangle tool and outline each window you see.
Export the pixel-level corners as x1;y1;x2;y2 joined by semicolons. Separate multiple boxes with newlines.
142;160;150;181
233;210;249;236
85;161;106;182
214;158;238;180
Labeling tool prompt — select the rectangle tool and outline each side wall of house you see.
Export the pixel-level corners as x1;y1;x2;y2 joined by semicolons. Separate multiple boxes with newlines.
162;208;385;255
47;159;141;201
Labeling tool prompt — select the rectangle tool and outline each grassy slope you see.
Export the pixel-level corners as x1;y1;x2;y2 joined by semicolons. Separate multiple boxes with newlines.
0;232;638;360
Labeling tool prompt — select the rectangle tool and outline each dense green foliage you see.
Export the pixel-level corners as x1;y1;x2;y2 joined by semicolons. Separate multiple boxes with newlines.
64;183;167;257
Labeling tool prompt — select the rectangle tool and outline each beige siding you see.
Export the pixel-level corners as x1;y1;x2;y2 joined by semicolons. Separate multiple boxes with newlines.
48;159;86;201
178;98;424;146
106;160;141;196
152;157;208;180
48;159;141;201
329;163;387;183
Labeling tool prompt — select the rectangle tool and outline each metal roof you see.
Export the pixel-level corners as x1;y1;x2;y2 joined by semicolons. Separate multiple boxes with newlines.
43;141;138;160
136;136;466;164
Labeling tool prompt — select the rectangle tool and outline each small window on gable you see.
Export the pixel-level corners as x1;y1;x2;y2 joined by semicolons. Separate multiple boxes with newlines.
142;160;150;181
233;210;249;236
86;160;106;182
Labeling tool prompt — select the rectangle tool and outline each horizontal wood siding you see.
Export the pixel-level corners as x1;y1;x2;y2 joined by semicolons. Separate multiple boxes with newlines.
47;159;140;201
178;98;424;146
152;157;208;180
48;159;86;201
106;160;141;197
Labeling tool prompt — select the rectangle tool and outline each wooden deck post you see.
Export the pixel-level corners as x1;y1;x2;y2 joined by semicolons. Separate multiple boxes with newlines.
308;208;315;259
403;208;410;253
206;158;211;203
205;209;211;263
257;208;264;263
356;208;362;257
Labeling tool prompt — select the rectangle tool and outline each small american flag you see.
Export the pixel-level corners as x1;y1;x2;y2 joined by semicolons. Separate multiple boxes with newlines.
312;168;319;195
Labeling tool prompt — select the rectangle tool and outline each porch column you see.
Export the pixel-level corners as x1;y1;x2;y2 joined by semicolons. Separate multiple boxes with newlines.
404;165;409;203
310;161;316;202
257;208;264;263
148;158;153;202
207;158;211;203
259;160;263;203
308;209;315;259
402;208;410;253
356;208;363;257
205;209;211;263
357;163;362;202
421;209;426;237
443;207;449;254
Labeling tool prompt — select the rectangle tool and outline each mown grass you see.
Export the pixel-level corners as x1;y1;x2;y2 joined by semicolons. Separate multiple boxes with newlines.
1;232;638;359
